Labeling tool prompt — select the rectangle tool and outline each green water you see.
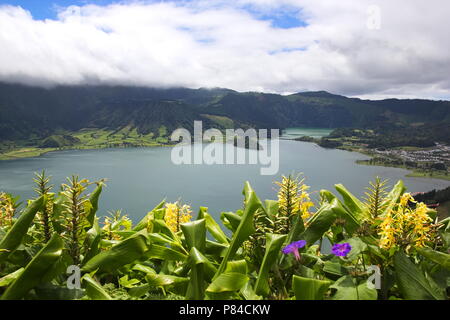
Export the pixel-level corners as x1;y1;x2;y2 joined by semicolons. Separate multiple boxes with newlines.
0;140;448;223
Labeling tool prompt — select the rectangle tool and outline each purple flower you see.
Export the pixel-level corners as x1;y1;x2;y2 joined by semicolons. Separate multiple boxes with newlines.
331;243;352;257
282;240;307;260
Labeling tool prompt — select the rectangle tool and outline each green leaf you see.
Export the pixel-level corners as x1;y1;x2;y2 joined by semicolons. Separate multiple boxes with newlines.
145;244;187;261
323;261;348;277
82;274;112;300
225;260;248;274
255;233;287;297
0;268;24;287
133;200;165;231
0;196;44;262
86;182;103;226
181;219;207;300
264;200;278;220
335;184;366;221
292;275;332;300
146;273;189;287
394;251;446;300
187;247;217;281
220;211;242;231
82;218;102;264
344;237;368;261
214;182;262;278
381;180;405;216
181;219;206;252
206;272;249;293
417;247;450;270
197;208;229;244
330;275;377;300
1;234;64;300
302;200;337;245
82;230;149;273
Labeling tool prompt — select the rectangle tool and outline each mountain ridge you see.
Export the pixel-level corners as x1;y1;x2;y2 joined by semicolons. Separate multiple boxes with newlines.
0;82;449;141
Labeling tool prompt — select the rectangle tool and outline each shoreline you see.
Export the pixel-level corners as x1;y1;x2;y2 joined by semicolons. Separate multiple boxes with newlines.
287;137;450;182
2;137;450;183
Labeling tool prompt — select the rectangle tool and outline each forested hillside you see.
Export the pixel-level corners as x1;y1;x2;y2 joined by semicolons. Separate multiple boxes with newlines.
0;82;449;142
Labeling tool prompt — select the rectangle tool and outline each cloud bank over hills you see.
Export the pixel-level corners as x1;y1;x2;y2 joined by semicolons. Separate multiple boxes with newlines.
0;0;449;99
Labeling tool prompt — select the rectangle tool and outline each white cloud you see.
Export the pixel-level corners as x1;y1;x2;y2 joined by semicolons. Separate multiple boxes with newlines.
0;0;449;99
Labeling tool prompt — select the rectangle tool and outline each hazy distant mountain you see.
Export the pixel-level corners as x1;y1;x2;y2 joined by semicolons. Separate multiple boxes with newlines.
0;82;449;140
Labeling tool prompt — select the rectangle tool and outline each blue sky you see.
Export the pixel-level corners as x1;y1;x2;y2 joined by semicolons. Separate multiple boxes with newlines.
0;1;118;19
0;0;306;28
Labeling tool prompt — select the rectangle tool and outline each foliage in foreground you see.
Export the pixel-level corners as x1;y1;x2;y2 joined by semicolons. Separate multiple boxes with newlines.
0;173;449;300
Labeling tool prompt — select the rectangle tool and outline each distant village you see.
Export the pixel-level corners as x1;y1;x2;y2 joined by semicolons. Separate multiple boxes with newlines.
371;143;450;173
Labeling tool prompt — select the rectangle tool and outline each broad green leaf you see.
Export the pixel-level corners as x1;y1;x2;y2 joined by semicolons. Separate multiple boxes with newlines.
323;261;348;277
132;264;156;275
292;275;332;300
182;219;207;300
187;247;217;281
0;196;44;262
225;260;248;274
344;237;368;261
394;251;446;300
381;180;405;216
301;200;337;245
0;268;24;287
264;200;278;220
255;233;287;297
82;218;102;264
197;208;229;244
145;244;187;261
86;182;103;226
119;275;140;288
133;200;165;231
417;247;450;270
220;211;242;231
214;182;262;278
146;273;189;287
330;275;377;300
206;272;249;293
181;219;206;252
335;184;366;221
33;283;83;300
82;230;149;273
82;274;112;300
240;281;262;300
1;234;64;300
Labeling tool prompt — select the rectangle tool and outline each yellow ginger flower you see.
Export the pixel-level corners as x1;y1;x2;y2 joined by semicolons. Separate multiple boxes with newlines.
276;175;314;220
0;192;15;228
276;176;301;217
164;202;192;233
399;193;416;207
300;201;314;220
378;210;396;249
378;193;434;250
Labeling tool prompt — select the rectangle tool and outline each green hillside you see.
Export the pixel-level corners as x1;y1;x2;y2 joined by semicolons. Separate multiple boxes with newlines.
0;82;449;145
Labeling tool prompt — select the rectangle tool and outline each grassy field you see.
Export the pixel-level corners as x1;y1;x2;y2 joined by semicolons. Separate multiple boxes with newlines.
406;171;450;181
0;147;56;160
0;127;171;160
355;159;450;181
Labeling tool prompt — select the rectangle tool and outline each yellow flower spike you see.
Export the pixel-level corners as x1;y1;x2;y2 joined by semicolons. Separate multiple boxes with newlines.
164;201;192;233
377;192;435;250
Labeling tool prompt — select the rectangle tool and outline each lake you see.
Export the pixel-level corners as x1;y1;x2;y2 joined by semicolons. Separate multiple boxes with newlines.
0;137;449;223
